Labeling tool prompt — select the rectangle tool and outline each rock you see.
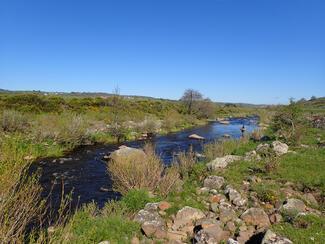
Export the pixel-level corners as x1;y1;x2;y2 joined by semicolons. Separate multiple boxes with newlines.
194;224;230;244
256;143;271;156
244;150;261;161
207;155;242;170
262;230;293;244
203;176;225;190
189;134;205;140
227;238;239;244
98;241;110;244
241;208;271;228
269;213;283;224
196;218;219;229
210;203;219;213
302;193;318;206
225;185;247;207
209;194;222;204
100;187;109;192
237;226;255;244
134;209;163;224
280;198;306;214
144;202;160;212
172;206;205;231
109;146;146;161
219;120;230;125
159;201;171;211
167;230;188;242
223;134;231;138
142;220;167;239
225;222;236;233
219;204;237;223
271;141;289;156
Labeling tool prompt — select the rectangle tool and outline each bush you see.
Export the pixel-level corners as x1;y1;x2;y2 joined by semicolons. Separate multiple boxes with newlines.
173;148;197;179
107;144;180;196
204;140;238;160
1;110;29;133
120;189;151;212
0;175;46;243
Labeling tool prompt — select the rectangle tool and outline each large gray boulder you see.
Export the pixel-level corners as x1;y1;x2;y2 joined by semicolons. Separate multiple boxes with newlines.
207;155;242;170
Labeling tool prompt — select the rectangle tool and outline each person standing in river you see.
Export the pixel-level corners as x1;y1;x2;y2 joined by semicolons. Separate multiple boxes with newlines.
240;125;246;137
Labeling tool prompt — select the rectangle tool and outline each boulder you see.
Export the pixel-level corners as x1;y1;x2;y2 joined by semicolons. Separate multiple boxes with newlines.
142;220;167;239
207;155;242;170
271;141;289;156
172;206;205;231
203;176;225;190
302;193;318;206
256;143;271;156
240;208;271;228
159;201;171;211
109;146;146;161
194;223;230;244
280;198;306;214
189;134;205;140
225;185;247;207
262;230;293;244
244;150;261;161
134;209;163;225
219;204;237;223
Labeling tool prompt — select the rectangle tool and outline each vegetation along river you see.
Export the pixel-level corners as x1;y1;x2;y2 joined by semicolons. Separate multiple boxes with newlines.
32;116;259;210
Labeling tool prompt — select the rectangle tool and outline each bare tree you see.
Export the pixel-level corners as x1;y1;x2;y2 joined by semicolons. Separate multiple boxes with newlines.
180;89;203;114
108;86;127;142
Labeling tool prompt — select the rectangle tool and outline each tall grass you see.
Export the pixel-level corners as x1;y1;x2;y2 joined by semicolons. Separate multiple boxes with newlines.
108;144;180;196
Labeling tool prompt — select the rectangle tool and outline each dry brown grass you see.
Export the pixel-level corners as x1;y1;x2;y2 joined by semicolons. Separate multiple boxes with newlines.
0;175;46;243
173;147;196;179
107;144;180;196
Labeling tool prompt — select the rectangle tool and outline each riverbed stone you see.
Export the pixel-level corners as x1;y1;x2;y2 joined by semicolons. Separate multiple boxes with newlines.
109;146;146;161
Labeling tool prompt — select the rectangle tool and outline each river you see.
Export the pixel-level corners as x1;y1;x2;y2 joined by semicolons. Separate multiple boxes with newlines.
33;116;258;210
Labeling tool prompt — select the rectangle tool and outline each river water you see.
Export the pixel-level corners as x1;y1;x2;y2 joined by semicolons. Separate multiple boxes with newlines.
33;117;258;209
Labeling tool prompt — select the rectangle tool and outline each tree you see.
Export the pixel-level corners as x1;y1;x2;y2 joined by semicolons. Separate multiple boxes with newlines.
196;98;216;119
180;89;203;114
108;86;128;142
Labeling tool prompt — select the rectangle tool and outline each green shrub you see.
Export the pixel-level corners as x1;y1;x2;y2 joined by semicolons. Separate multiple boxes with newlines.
120;189;151;212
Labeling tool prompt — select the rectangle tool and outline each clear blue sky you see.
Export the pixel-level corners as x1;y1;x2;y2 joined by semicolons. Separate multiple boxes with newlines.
1;0;324;104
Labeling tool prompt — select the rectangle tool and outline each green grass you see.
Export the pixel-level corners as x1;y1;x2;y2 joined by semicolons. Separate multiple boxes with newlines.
272;214;325;244
165;179;206;216
51;204;141;244
272;148;325;191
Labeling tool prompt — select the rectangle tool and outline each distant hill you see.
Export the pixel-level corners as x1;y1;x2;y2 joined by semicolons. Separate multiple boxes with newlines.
0;88;269;108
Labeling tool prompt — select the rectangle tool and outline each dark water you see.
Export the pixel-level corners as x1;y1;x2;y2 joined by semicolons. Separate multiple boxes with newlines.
33;117;258;209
